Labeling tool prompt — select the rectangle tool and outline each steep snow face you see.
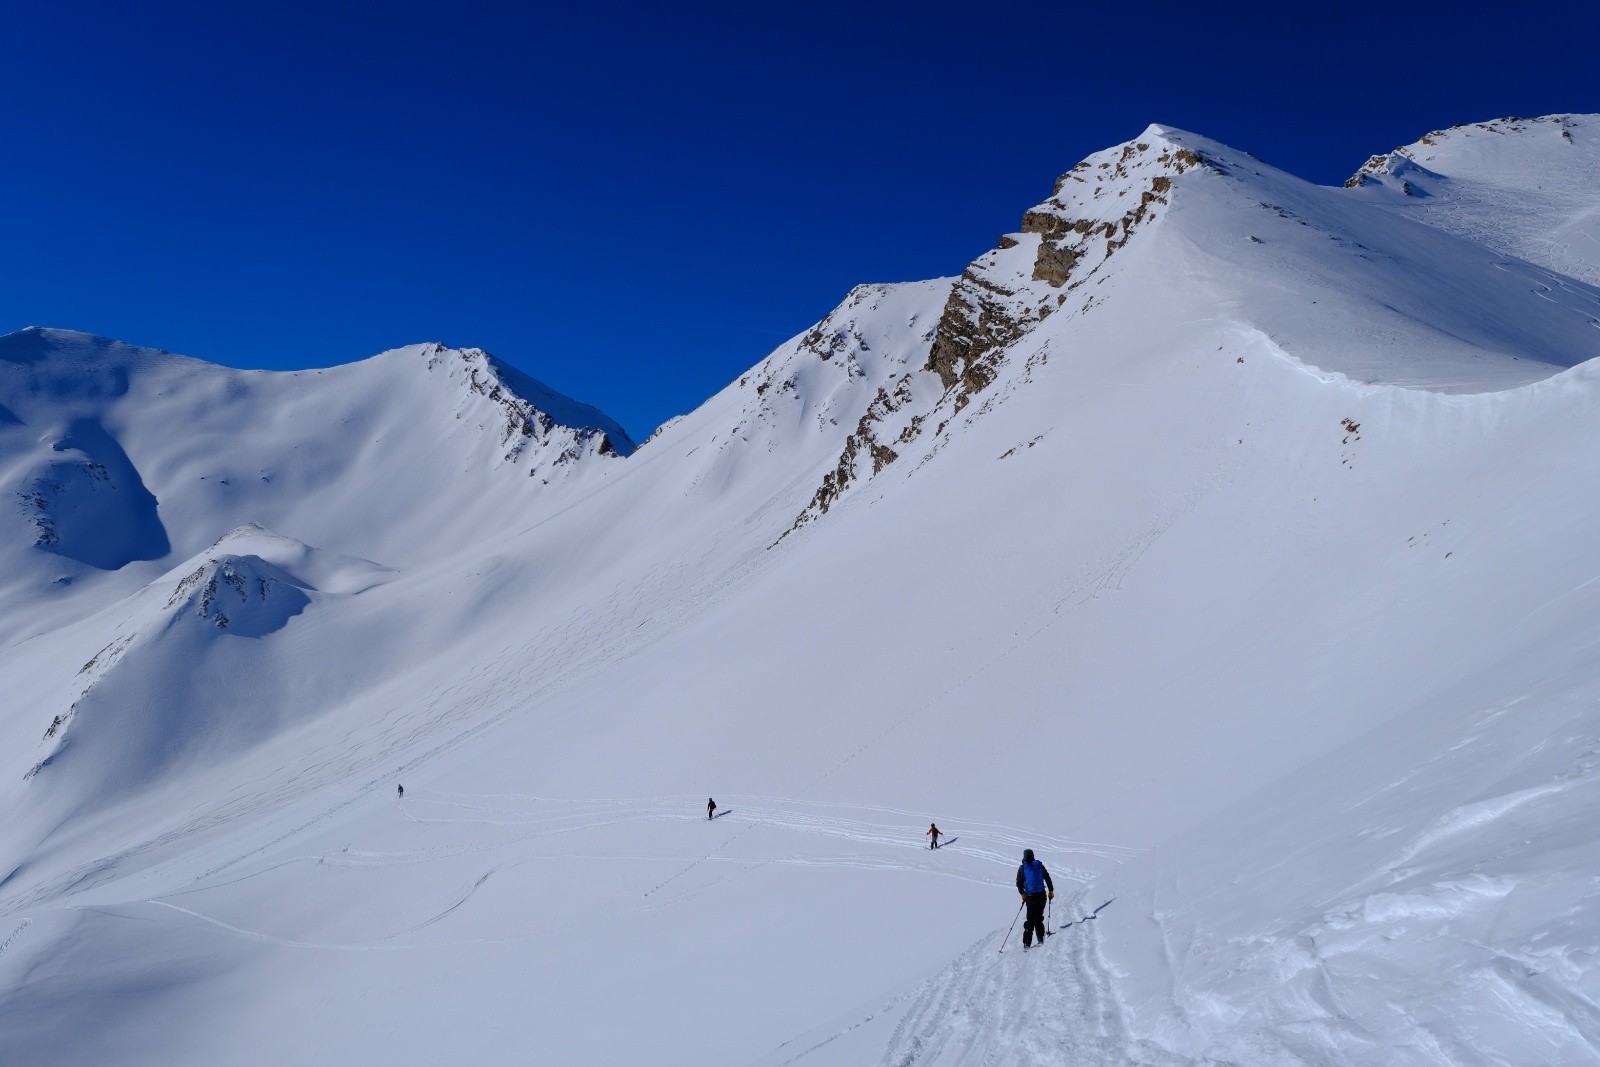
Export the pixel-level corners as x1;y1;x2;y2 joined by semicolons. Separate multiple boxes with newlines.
1349;114;1600;286
4;116;1600;1066
0;329;631;645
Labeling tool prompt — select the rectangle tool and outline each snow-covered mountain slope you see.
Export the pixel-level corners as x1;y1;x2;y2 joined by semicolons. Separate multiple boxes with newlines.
16;524;397;818
0;328;632;646
4;115;1600;1066
1350;114;1600;286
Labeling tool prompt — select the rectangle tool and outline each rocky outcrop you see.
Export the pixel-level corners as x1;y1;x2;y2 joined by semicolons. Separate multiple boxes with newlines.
924;137;1206;415
1343;151;1440;196
799;375;915;521
791;130;1211;531
421;344;635;470
165;556;306;632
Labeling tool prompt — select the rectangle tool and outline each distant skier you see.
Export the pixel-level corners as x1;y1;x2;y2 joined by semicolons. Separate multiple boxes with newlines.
1015;848;1054;949
707;798;716;821
397;784;404;799
926;822;943;849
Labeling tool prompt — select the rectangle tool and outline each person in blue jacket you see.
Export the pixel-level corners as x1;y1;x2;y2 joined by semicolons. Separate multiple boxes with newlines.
1015;849;1054;949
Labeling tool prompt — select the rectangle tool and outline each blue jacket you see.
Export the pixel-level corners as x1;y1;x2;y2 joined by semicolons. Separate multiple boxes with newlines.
1016;859;1053;895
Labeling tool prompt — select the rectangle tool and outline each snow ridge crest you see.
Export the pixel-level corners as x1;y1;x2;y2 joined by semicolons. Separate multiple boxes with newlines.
412;342;636;467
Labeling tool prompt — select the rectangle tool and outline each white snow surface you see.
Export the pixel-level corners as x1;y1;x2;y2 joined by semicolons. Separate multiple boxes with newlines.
4;115;1600;1065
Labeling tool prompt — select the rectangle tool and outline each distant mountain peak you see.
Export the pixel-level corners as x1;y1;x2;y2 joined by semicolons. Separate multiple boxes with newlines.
0;326;180;368
1343;112;1600;285
410;341;636;459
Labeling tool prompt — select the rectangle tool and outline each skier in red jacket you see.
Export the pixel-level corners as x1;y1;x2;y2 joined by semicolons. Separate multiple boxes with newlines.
926;822;943;849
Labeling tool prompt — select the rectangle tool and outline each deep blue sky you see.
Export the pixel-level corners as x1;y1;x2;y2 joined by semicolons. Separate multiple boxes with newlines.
4;2;1597;438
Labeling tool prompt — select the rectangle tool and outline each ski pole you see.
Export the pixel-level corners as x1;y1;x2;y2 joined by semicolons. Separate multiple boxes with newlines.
1047;896;1053;935
998;899;1025;954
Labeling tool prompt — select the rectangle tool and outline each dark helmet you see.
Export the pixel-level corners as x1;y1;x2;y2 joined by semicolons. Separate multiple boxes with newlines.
1022;848;1035;862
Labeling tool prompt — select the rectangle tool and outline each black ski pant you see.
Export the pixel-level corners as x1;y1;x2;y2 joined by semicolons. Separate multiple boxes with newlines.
1022;893;1047;945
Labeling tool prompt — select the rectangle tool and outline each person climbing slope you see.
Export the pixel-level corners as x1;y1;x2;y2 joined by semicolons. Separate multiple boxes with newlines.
926;822;943;849
707;797;717;821
397;783;404;799
1015;848;1054;949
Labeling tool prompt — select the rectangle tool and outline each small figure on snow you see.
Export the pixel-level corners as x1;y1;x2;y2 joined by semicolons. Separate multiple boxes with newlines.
926;822;943;849
1016;848;1054;949
397;784;404;799
707;797;717;821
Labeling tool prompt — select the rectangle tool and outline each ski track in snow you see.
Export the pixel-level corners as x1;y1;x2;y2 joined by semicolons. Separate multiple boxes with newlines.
109;791;1140;953
0;919;29;962
870;896;1184;1067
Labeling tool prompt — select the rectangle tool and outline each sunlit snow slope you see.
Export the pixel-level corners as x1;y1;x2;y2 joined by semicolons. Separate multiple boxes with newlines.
3;115;1600;1066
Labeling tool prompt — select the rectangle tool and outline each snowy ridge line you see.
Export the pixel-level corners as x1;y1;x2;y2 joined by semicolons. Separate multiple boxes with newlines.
460;329;815;559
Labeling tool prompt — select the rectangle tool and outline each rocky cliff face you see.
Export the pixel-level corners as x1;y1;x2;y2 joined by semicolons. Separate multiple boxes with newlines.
928;136;1205;406
791;129;1213;529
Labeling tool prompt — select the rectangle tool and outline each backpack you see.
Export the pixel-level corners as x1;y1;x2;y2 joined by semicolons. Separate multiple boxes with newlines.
1021;860;1047;894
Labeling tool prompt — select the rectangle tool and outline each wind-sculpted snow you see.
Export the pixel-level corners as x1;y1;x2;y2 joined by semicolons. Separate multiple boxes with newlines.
4;115;1600;1065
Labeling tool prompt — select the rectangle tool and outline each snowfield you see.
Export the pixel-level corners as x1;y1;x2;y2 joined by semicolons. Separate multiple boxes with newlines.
3;114;1600;1065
